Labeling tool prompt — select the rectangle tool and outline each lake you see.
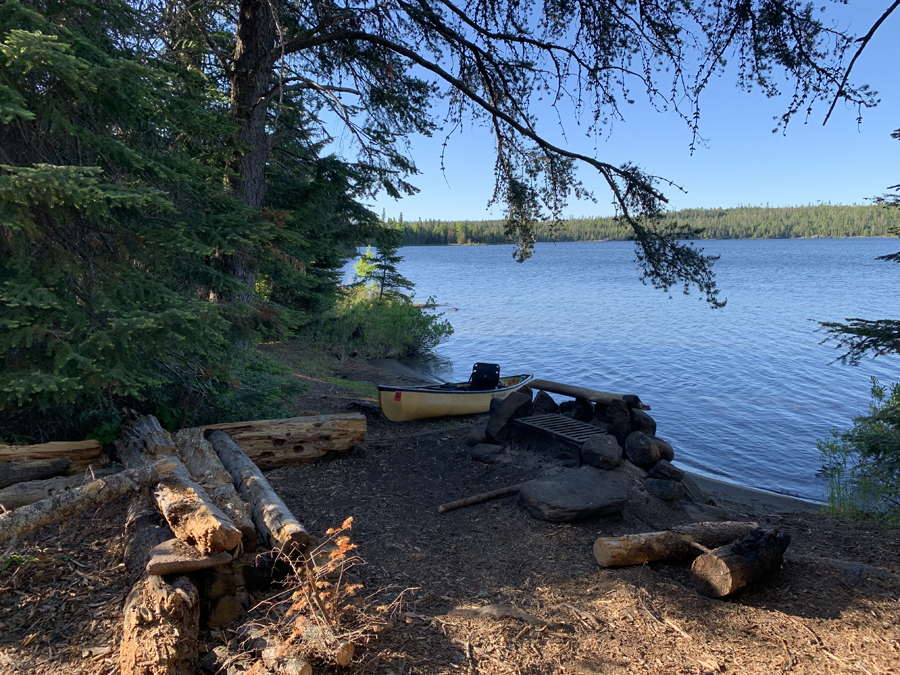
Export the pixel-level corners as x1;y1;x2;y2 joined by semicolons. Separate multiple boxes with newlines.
381;238;900;502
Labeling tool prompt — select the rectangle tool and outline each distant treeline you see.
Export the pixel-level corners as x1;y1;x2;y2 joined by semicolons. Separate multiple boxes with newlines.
387;204;900;246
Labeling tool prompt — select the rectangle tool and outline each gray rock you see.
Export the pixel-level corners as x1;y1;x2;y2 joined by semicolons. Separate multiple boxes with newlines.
532;390;560;416
680;474;708;503
468;443;505;463
605;399;632;448
464;421;488;448
644;478;685;502
593;402;608;423
624;431;660;466
631;409;657;436
581;434;622;470
486;391;533;443
559;398;593;422
489;396;504;416
647;459;684;482
518;467;628;522
146;539;232;576
625;431;674;467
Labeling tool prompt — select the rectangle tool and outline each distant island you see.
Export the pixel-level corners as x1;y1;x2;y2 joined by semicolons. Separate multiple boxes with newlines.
387;204;899;246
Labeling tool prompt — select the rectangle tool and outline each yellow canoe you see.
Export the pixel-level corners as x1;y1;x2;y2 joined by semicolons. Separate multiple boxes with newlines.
377;374;534;422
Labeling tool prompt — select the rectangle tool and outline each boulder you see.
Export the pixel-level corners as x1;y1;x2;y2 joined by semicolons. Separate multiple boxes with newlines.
580;434;622;470
518;467;628;522
468;443;506;463
485;392;533;443
631;409;657;436
464;422;488;448
489;396;504;416
593;402;609;423
625;431;674;467
647;459;684;482
532;390;560;416
680;474;708;503
644;478;685;502
605;399;632;448
559;398;594;422
588;420;610;433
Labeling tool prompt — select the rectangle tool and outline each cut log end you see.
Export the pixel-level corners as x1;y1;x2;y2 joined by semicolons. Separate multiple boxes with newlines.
690;529;791;598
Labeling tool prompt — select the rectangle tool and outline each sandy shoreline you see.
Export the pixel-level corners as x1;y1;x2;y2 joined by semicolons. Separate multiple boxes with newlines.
367;356;823;516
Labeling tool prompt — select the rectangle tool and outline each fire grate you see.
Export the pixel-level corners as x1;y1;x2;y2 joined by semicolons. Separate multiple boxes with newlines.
513;414;606;447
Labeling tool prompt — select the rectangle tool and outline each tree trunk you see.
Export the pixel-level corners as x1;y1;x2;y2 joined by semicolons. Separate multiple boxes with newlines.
690;529;791;598
0;458;70;489
593;521;760;568
119;574;200;675
199;413;366;469
208;430;310;552
0;440;103;473
153;456;243;554
119;415;176;458
0;468;119;511
529;379;650;410
0;464;159;543
173;427;256;548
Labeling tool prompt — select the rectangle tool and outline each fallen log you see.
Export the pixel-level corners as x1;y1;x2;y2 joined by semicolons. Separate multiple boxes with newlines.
124;489;174;583
0;468;119;511
153;456;242;555
120;415;176;457
0;440;103;473
0;458;71;489
691;529;791;598
0;463;159;543
173;428;255;548
438;483;526;513
119;573;200;675
529;379;650;410
208;430;310;552
200;413;366;469
593;521;760;568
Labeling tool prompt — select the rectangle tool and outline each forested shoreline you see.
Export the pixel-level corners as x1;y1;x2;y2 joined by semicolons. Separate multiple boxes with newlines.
391;204;900;246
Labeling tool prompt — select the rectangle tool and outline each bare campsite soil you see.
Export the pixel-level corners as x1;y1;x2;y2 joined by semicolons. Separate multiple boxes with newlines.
2;343;899;675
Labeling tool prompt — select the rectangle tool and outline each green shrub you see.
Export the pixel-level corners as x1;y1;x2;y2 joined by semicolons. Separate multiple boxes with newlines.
306;289;453;359
817;378;900;525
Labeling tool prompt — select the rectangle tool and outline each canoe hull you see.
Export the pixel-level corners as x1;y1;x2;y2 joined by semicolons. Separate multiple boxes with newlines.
377;375;533;422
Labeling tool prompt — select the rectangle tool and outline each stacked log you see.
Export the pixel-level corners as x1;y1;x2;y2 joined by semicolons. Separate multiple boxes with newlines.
0;468;119;511
0;458;70;489
0;440;103;473
201;413;366;469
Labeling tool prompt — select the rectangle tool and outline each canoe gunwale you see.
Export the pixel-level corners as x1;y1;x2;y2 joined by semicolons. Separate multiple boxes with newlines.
376;374;533;396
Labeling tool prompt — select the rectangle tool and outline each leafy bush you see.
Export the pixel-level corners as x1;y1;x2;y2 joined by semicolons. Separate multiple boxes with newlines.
306;289;453;359
818;378;900;525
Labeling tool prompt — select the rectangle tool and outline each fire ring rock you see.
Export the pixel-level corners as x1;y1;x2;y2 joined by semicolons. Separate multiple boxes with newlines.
518;467;628;522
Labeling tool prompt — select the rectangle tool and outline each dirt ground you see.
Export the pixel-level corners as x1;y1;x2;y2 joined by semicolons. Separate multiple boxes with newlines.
1;344;899;675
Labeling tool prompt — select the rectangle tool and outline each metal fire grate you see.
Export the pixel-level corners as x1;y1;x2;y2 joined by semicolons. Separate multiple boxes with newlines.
513;414;605;447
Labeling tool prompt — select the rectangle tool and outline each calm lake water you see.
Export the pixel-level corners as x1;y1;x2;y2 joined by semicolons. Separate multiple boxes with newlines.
381;238;900;502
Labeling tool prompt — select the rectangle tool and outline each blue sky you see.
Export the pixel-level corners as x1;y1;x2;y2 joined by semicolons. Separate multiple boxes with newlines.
366;3;899;221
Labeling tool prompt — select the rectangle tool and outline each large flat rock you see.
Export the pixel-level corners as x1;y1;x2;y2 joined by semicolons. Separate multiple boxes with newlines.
146;538;232;575
518;467;628;522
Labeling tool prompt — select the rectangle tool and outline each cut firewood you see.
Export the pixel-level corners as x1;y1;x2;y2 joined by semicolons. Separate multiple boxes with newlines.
200;413;366;469
153;456;243;555
119;573;200;675
0;463;159;543
124;489;175;584
691;529;791;598
0;440;103;473
173;427;256;548
0;467;119;511
593;521;760;568
438;483;525;513
529;379;650;410
0;458;70;489
208;430;310;552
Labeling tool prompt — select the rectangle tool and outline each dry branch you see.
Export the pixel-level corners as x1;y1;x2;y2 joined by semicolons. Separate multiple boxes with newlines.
529;379;650;410
438;483;525;513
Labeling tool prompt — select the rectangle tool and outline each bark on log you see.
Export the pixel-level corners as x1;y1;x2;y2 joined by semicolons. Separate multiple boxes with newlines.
153;455;242;555
529;379;650;410
208;430;310;552
119;573;200;675
0;440;102;473
0;468;119;511
0;464;159;543
593;521;760;568
690;529;791;598
172;427;256;548
120;415;176;457
438;483;525;513
200;413;366;469
0;458;70;489
124;489;175;584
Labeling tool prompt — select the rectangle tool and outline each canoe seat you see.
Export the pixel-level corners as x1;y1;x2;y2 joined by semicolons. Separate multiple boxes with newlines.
468;362;501;391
